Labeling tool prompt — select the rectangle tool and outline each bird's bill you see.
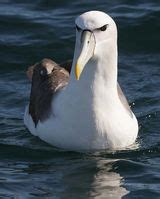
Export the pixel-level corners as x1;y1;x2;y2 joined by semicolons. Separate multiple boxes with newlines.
75;30;95;80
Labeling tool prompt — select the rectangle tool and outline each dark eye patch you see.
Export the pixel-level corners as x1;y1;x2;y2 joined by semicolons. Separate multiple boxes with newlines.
76;25;81;31
98;24;108;31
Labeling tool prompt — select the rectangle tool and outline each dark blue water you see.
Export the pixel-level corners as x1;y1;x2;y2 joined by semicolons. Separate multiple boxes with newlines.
0;0;160;198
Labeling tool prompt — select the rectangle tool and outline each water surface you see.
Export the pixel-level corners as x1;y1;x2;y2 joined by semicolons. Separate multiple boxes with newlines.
0;0;160;198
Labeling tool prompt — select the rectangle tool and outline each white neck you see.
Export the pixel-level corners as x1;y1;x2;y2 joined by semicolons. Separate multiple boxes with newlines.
94;40;118;89
69;39;118;95
59;39;119;141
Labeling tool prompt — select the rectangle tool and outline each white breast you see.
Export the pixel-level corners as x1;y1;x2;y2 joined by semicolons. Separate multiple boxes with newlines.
24;62;138;151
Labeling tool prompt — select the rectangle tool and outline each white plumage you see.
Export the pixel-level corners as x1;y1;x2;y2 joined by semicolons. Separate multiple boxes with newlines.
24;11;138;151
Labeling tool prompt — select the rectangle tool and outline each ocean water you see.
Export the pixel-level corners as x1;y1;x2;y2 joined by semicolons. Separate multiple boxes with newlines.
0;0;160;198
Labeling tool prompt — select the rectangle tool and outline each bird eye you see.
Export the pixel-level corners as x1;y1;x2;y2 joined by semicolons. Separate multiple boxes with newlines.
76;25;81;32
99;24;108;31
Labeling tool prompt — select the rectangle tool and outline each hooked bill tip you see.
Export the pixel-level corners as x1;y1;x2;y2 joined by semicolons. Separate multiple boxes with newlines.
75;63;80;80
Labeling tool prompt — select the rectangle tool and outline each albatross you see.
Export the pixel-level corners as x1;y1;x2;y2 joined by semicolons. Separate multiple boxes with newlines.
24;11;138;151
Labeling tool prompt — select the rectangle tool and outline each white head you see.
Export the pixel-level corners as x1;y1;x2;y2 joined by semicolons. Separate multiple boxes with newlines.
73;11;117;80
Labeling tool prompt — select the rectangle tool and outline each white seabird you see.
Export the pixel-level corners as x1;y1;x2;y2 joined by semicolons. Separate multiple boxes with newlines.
24;11;138;151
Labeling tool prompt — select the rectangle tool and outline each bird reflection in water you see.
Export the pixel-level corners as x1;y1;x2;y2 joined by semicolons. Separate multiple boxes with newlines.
88;159;128;199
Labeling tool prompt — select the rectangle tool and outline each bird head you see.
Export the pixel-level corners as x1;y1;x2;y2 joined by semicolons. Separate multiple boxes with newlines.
74;11;117;80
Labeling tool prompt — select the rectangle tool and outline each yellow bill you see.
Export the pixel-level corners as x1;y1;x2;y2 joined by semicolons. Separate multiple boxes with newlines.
75;30;95;80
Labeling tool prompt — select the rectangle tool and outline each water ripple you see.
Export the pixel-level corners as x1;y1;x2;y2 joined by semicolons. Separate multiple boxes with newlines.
0;0;159;198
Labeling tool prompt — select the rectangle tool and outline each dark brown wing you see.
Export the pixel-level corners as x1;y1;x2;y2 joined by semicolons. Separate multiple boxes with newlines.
117;83;133;118
26;63;37;81
28;58;70;126
26;59;72;81
60;60;72;73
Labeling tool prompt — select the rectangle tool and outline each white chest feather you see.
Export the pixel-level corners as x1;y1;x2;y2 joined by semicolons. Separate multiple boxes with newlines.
24;61;138;151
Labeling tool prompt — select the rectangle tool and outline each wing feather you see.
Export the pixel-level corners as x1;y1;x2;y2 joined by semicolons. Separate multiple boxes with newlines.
28;58;70;126
117;83;133;118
